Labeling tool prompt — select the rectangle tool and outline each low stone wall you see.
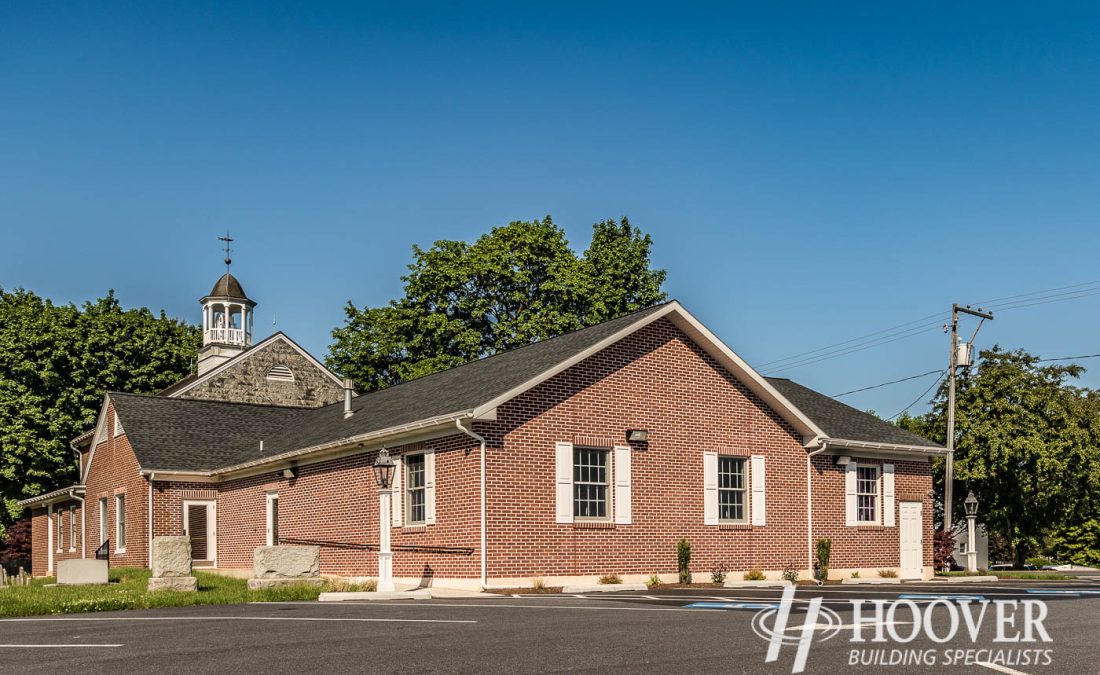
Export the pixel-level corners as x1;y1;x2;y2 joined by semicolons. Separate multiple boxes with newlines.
248;545;321;590
57;559;108;585
148;536;197;592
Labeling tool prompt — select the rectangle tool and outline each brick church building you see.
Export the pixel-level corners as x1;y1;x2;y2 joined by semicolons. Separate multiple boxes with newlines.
22;268;943;588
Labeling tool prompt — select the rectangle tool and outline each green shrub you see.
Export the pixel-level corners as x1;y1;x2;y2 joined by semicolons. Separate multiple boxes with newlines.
1025;557;1051;568
710;562;728;584
877;569;898;578
744;568;766;581
598;573;622;585
676;539;692;584
815;538;831;582
850;571;860;579
646;574;662;589
782;563;799;583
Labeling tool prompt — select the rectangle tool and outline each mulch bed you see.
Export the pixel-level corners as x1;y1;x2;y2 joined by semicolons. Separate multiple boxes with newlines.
484;587;564;595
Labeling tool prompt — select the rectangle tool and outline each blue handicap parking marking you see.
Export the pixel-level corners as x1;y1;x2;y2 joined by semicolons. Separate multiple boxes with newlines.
898;594;986;602
684;601;780;610
1026;589;1100;596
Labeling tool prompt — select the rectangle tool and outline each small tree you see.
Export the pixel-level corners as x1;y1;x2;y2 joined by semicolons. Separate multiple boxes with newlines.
933;529;956;571
815;538;831;582
0;518;31;574
676;539;692;584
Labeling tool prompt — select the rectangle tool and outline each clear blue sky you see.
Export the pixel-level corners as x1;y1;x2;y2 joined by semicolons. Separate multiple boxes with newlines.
3;1;1099;416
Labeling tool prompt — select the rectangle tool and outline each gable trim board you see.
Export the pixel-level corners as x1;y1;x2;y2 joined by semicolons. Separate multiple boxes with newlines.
161;332;349;399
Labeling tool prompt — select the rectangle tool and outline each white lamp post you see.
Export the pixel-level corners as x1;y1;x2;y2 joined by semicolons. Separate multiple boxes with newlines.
372;448;397;592
964;491;979;573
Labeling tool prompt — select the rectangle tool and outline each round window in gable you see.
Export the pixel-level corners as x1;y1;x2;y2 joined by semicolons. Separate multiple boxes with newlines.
266;364;295;382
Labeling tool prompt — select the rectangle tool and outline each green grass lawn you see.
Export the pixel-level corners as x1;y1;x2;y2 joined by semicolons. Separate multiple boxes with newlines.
0;568;370;617
935;570;1077;580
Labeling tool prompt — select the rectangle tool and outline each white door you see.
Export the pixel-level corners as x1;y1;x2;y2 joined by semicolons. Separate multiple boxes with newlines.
183;501;217;567
899;501;923;579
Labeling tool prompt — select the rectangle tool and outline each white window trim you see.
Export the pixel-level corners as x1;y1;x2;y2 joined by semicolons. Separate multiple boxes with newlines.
404;453;427;526
115;493;127;553
572;446;613;522
113;411;123;437
717;456;749;524
68;505;78;552
856;465;881;525
265;492;279;547
55;510;63;553
99;497;108;546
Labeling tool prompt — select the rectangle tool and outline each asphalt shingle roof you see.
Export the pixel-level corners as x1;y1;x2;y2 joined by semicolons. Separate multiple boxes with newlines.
766;377;942;449
108;303;941;473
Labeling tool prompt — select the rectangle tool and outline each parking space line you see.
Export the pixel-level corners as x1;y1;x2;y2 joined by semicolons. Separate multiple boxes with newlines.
975;661;1030;675
0;616;475;624
0;644;124;648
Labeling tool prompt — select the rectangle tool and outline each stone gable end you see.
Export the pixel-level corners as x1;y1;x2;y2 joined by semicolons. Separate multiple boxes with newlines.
177;338;343;408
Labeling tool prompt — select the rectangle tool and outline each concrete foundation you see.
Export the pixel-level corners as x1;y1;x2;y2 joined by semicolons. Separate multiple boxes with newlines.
148;576;199;592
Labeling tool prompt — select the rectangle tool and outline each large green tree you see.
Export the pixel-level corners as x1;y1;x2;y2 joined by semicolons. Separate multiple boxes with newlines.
328;216;667;391
0;289;200;532
898;348;1100;566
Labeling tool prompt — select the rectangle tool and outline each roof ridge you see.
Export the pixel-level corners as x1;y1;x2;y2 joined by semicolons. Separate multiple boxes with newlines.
110;390;314;411
313;300;676;412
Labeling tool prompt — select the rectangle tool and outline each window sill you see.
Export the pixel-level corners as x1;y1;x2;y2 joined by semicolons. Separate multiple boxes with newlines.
572;521;615;530
115;549;126;554
852;524;886;530
718;523;752;530
402;525;428;533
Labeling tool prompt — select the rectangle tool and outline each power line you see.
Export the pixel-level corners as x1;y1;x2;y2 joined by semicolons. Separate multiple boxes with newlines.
756;311;946;368
887;372;947;421
831;369;945;398
974;280;1100;307
764;324;943;375
1036;353;1100;363
987;289;1100;313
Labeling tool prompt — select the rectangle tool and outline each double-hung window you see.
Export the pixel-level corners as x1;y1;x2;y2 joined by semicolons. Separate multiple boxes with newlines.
718;456;747;522
115;494;126;553
55;511;63;553
266;493;280;546
573;447;608;519
856;466;879;523
405;454;426;526
68;505;77;552
99;497;108;546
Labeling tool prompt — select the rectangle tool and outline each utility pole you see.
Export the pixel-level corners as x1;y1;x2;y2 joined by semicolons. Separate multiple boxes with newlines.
944;303;993;535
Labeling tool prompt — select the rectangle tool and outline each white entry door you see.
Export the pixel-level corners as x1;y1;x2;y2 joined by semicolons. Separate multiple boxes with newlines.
899;501;923;579
183;501;217;567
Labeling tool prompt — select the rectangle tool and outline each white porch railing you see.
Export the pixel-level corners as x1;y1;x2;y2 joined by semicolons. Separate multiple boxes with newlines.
204;328;246;345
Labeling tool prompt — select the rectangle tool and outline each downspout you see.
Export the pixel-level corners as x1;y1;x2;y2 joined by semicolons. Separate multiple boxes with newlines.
455;418;487;588
806;441;828;585
70;490;86;559
147;473;156;569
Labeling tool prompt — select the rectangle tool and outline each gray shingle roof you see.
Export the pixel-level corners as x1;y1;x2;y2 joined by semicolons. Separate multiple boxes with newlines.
205;273;251;301
766;377;942;449
116;303;672;471
110;393;310;471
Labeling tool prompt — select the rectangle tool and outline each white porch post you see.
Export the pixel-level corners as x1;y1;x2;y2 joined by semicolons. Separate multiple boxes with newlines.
377;488;394;592
966;515;978;572
47;504;54;575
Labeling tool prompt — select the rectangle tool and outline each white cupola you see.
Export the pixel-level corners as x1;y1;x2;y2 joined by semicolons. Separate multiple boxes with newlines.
197;268;256;375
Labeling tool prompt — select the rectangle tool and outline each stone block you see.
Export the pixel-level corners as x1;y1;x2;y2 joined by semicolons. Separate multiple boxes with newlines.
151;536;193;578
148;576;198;592
253;545;320;579
247;577;324;590
56;559;109;585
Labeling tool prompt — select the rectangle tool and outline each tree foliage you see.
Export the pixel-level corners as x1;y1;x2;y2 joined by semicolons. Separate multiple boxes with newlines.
898;347;1100;566
0;289;200;532
327;216;667;391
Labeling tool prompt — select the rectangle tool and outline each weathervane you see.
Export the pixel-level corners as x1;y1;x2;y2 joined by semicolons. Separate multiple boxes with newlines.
217;232;234;273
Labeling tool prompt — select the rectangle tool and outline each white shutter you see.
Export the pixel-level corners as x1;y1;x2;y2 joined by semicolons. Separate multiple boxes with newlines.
613;446;632;525
882;464;895;527
703;451;719;525
391;455;403;527
845;461;859;526
424;450;436;525
555;442;574;523
751;455;766;526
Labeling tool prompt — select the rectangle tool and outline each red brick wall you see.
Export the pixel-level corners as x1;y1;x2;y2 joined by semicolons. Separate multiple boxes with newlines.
476;317;813;579
82;402;150;568
30;508;47;576
810;455;934;570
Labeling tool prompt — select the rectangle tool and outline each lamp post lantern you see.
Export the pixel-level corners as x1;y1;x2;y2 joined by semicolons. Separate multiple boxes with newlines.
964;491;979;573
372;448;397;592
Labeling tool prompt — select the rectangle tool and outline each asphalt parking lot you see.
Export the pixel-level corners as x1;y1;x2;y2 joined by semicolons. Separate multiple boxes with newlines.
1;579;1097;674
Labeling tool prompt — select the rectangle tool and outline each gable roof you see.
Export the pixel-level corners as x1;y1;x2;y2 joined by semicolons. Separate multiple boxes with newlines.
159;331;346;398
110;392;310;471
766;377;942;450
93;301;941;478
